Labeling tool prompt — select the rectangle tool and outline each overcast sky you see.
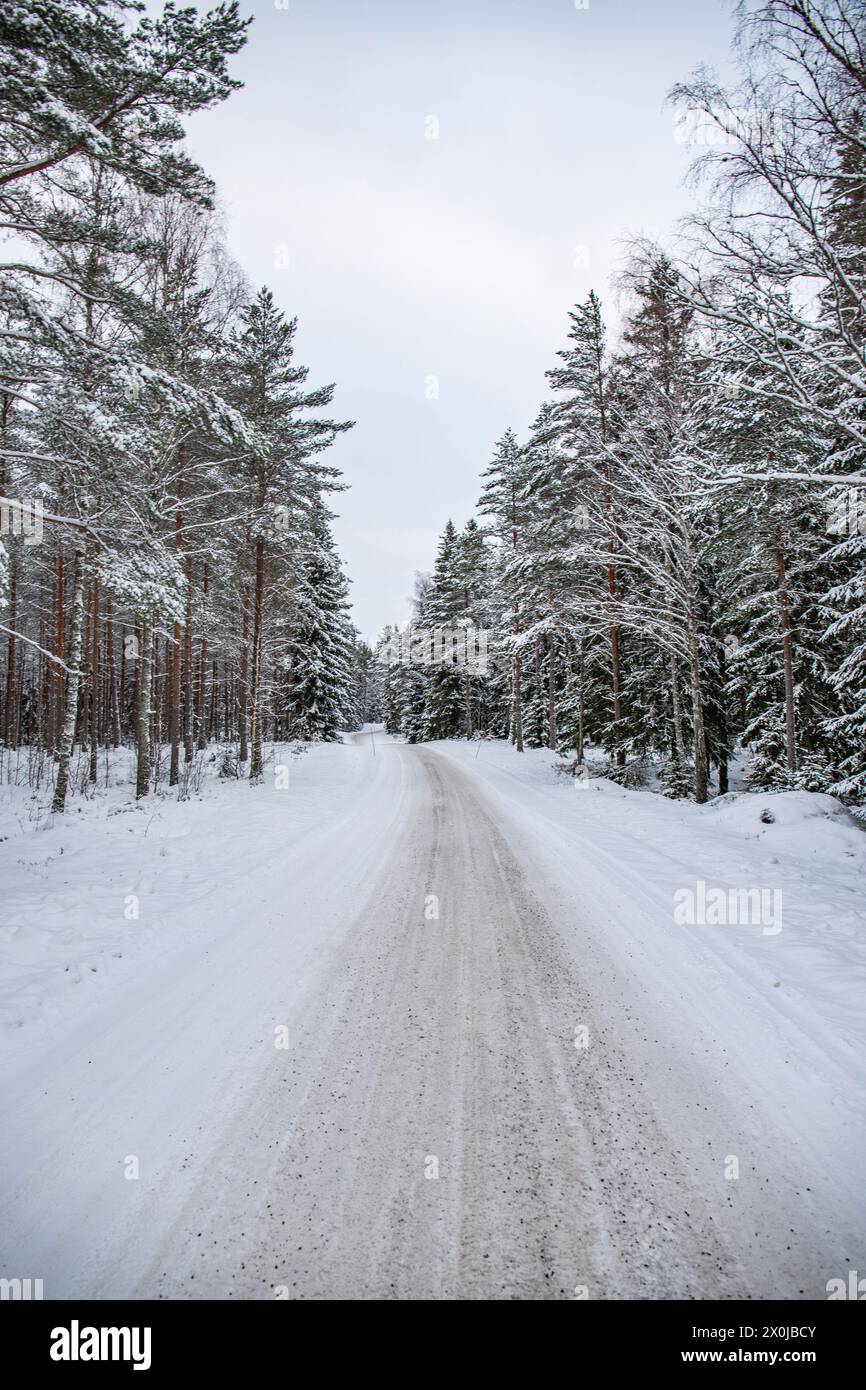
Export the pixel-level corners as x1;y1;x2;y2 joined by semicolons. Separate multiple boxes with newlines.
184;0;736;642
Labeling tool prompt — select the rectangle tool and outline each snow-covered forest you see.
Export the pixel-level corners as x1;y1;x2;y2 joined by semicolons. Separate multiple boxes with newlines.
1;0;864;816
0;0;367;811
375;1;866;814
1;0;865;1320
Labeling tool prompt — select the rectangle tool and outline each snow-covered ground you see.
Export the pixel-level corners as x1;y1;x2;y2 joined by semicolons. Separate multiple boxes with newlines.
0;734;863;1298
434;738;866;1113
0;740;389;1047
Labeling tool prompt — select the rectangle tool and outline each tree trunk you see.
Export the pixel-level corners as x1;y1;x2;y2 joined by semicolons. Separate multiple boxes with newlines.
249;537;265;781
53;544;65;755
3;547;16;747
106;598;121;748
512;650;524;752
609;600;623;766
209;659;219;742
686;613;708;804
196;563;209;750
169;617;180;785
239;587;249;763
136;617;153;798
547;637;557;750
773;518;797;774
153;638;163;748
717;631;729;796
52;550;86;813
670;655;687;766
183;555;194;763
119;628;127;744
76;598;90;749
718;749;729;796
573;637;585;759
168;505;183;784
88;576;99;782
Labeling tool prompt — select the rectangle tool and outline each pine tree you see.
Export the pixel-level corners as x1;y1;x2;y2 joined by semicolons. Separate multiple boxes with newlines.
422;521;466;740
546;291;626;765
479;429;529;751
282;497;355;741
224;287;352;778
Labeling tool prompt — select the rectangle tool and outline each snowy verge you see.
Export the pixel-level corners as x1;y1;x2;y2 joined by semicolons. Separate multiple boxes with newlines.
428;738;866;1193
0;737;385;1049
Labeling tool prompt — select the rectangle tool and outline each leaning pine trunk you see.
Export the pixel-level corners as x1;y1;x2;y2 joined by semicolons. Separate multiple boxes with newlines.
52;549;86;813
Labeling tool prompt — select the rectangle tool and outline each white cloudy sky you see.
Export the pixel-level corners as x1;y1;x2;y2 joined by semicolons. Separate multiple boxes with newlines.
184;0;736;642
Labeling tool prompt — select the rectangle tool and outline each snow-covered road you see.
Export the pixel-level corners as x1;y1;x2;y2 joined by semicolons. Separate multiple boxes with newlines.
1;737;863;1299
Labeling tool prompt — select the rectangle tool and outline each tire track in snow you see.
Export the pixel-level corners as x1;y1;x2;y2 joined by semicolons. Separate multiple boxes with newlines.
162;745;753;1299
